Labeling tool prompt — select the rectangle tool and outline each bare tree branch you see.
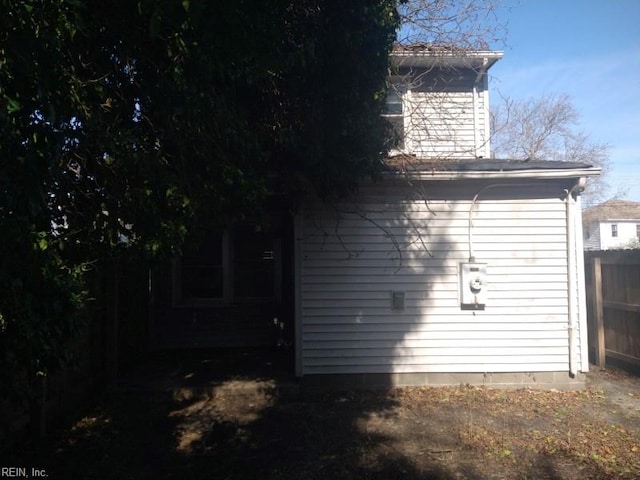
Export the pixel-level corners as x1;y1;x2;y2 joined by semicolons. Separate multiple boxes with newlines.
491;93;611;205
397;0;508;49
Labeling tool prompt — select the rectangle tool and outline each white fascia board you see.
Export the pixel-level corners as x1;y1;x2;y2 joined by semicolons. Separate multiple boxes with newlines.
389;167;601;181
390;51;504;70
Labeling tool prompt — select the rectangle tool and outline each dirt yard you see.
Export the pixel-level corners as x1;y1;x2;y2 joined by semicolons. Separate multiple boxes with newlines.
9;351;640;479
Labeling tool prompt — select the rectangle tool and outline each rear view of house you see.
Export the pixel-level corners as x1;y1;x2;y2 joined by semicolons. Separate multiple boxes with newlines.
150;46;601;389
295;47;599;389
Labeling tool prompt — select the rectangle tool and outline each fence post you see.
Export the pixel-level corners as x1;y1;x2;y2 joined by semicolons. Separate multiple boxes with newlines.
592;256;605;368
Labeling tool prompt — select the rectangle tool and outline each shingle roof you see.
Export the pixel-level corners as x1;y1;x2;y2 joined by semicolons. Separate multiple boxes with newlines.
384;156;594;172
582;199;640;226
392;43;466;53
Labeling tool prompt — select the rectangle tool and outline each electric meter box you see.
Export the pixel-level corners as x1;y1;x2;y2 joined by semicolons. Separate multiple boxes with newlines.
459;262;487;310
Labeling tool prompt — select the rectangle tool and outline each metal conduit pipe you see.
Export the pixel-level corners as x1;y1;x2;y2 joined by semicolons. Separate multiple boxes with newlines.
469;180;586;378
468;182;537;262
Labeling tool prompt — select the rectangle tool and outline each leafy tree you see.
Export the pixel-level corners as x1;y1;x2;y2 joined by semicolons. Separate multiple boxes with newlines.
491;93;611;205
0;0;507;405
0;0;398;402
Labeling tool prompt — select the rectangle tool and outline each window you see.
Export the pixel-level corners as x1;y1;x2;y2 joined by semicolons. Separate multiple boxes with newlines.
611;224;618;238
232;226;275;298
637;224;640;239
180;231;224;300
175;226;277;305
382;83;405;150
385;88;403;115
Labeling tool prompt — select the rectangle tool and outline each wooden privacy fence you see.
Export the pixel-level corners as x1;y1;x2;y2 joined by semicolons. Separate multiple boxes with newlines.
1;258;150;448
585;250;640;369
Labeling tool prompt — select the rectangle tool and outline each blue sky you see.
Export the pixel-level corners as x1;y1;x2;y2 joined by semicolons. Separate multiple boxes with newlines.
488;0;640;204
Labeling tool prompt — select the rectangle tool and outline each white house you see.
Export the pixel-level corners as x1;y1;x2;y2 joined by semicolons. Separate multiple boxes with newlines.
384;45;499;160
294;47;600;389
150;46;601;389
583;199;640;250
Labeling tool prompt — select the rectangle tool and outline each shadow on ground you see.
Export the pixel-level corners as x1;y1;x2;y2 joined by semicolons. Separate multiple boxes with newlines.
10;350;640;480
11;349;467;479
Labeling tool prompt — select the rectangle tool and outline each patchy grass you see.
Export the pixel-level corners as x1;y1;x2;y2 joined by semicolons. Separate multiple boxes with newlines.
10;363;640;479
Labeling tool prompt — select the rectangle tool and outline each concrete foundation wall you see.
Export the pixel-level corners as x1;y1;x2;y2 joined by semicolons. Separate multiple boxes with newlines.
301;371;586;391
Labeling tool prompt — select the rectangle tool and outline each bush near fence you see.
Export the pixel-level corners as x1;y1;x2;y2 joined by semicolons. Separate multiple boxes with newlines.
1;259;149;449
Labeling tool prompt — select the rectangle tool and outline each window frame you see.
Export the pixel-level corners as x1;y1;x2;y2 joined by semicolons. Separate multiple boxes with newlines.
231;225;280;301
172;231;229;306
382;78;407;151
172;227;281;307
611;224;618;238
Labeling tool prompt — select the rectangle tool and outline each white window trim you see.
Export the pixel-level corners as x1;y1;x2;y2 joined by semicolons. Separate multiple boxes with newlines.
384;82;409;155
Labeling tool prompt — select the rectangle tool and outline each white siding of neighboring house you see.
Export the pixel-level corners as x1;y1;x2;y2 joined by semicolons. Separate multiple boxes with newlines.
296;181;585;381
596;220;640;250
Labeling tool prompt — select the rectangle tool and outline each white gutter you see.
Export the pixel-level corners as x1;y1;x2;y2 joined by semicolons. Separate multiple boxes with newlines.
466;177;587;378
472;82;479;159
574;194;590;373
386;167;601;181
473;57;488;158
390;50;503;70
564;178;587;377
294;209;304;378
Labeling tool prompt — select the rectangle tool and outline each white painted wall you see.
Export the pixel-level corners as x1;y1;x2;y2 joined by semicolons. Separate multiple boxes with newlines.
297;181;585;378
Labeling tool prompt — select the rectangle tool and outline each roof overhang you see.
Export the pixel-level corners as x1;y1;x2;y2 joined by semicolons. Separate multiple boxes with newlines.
390;49;503;72
383;159;601;182
600;218;640;222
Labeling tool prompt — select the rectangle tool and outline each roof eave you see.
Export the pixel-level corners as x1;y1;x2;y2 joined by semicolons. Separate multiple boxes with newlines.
384;166;601;181
596;218;640;222
390;51;504;71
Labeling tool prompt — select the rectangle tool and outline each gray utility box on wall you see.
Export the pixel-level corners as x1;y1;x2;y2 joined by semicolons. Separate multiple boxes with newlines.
459;262;487;310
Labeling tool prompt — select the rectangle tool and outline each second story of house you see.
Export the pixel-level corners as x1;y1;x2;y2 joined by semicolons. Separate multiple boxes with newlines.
583;199;640;250
385;45;503;161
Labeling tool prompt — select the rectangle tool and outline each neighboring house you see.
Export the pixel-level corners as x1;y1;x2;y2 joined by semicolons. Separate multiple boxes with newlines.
150;46;601;389
583;199;640;250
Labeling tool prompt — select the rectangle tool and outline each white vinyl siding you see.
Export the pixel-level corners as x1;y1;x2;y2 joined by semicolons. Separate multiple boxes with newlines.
298;183;580;377
395;68;490;159
405;90;488;159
